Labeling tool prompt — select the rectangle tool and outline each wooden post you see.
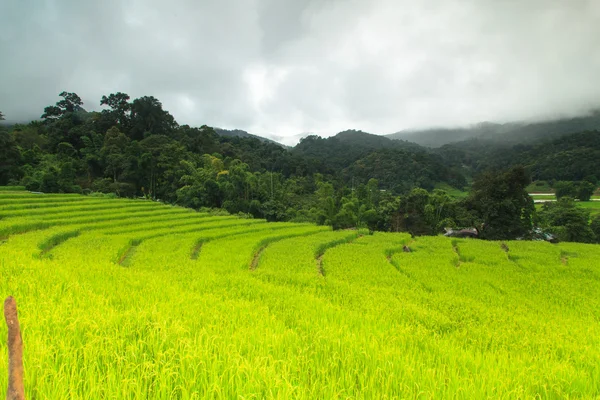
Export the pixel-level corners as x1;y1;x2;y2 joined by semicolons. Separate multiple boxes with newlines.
4;297;25;400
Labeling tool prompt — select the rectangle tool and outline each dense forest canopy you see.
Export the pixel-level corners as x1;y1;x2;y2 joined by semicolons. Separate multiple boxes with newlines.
1;91;599;242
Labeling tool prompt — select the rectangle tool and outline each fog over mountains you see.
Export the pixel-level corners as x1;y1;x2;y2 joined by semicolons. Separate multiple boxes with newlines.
386;110;600;147
216;111;600;148
2;0;600;140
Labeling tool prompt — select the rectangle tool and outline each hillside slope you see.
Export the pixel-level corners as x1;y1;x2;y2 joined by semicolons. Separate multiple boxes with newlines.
1;190;599;398
388;111;600;147
437;130;600;181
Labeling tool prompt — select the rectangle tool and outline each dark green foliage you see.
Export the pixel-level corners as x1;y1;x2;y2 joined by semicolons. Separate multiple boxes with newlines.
465;166;534;240
438;131;600;182
555;181;597;201
0;129;21;185
390;111;600;147
538;198;596;243
41;91;84;120
591;215;600;243
5;90;599;243
293;130;462;192
555;181;578;200
129;96;177;140
576;181;596;202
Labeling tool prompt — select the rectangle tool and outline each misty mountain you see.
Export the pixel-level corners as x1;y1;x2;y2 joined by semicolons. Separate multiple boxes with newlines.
293;130;413;169
214;128;286;147
387;111;600;147
436;130;600;182
292;129;466;191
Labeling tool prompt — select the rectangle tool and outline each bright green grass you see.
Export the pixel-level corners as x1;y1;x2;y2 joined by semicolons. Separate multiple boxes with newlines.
577;201;600;216
433;182;468;198
535;199;600;217
530;194;556;200
526;181;554;193
0;186;25;191
1;191;600;398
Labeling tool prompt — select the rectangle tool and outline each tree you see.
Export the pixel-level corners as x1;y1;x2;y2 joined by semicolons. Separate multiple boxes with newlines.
139;134;187;200
466;166;534;239
129;96;177;140
576;181;596;201
100;92;131;129
538;198;595;243
0;130;21;185
555;181;578;200
591;215;600;243
0;111;4;120
400;188;431;236
315;181;337;226
42;92;84;120
424;189;455;232
102;127;131;184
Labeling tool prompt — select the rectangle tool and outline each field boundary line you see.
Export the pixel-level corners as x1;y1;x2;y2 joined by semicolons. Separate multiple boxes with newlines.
101;215;235;235
189;224;297;260
190;239;206;260
249;229;326;270
37;230;81;258
117;239;142;266
451;240;462;268
315;232;361;276
117;220;281;263
137;219;267;242
385;239;426;284
0;222;53;241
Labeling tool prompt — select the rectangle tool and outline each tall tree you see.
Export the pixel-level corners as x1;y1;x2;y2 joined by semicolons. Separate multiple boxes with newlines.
538;198;595;243
41;91;84;120
129;96;177;140
102;127;131;183
100;92;131;129
0;130;21;185
466;166;534;239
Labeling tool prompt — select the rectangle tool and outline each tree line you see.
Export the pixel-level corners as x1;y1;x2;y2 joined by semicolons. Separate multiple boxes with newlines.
1;91;598;243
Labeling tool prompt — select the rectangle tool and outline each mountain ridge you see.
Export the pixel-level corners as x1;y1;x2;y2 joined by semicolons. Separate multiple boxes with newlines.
386;111;600;147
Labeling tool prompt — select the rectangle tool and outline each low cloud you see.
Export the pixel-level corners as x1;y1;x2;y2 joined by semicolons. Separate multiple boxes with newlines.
1;0;599;142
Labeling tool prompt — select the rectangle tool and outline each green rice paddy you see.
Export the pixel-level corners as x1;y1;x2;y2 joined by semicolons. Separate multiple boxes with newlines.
1;190;599;398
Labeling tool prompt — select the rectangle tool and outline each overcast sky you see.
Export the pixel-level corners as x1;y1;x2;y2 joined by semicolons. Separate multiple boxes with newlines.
1;0;600;144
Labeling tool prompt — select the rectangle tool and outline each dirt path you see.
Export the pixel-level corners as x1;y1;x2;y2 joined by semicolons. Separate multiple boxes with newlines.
4;296;25;400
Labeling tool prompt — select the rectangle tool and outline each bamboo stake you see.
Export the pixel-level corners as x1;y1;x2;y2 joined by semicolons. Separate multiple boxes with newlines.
4;297;25;400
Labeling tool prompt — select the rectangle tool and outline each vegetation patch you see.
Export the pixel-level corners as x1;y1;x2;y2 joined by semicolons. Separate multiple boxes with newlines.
314;232;360;276
0;191;599;398
0;186;25;191
0;221;52;240
451;240;462;267
249;229;324;270
117;239;143;266
38;230;81;258
190;239;206;260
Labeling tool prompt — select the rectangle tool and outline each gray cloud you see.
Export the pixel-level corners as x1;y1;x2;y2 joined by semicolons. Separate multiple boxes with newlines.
1;0;599;144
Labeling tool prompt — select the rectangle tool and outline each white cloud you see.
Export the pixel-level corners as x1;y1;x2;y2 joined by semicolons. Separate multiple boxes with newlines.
1;0;599;143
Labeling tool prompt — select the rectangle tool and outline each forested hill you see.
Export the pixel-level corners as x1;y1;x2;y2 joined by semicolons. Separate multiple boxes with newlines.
2;91;600;241
292;130;422;169
387;111;600;147
436;130;600;182
0;91;468;227
214;128;285;147
292;130;465;191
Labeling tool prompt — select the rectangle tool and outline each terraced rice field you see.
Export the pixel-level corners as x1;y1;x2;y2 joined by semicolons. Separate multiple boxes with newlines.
1;190;600;398
578;201;600;216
